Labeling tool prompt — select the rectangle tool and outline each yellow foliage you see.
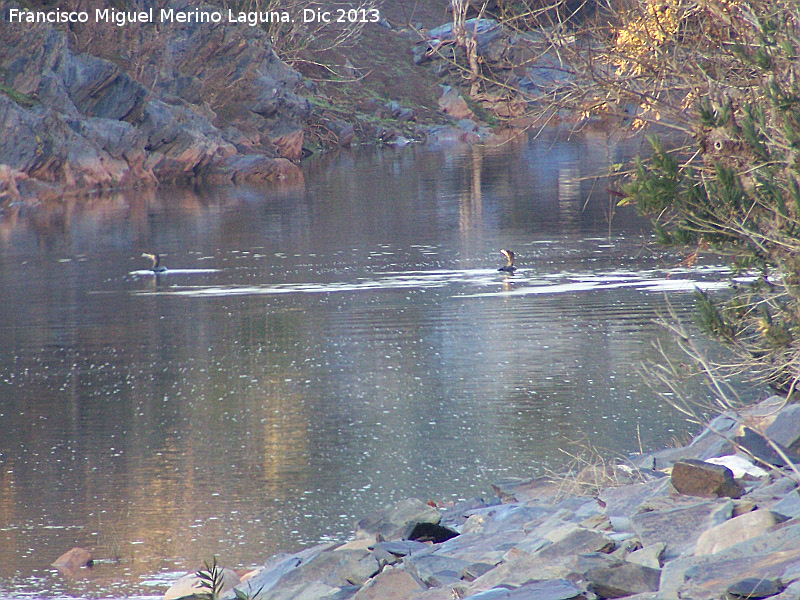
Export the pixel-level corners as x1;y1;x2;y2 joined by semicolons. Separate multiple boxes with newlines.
614;0;682;75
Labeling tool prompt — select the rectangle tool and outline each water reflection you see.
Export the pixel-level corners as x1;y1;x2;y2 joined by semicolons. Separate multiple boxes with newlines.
0;130;726;598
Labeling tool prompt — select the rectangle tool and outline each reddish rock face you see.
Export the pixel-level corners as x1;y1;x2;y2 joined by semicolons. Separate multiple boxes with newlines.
670;459;744;499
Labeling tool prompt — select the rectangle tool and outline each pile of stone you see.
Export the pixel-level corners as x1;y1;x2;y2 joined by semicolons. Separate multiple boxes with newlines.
165;395;800;600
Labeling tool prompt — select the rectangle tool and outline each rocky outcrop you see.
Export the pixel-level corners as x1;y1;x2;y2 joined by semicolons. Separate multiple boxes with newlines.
163;395;800;600
0;0;308;203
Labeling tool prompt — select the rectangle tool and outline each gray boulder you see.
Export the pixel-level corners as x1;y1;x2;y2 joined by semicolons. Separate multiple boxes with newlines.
766;403;800;452
354;498;441;542
630;498;732;560
694;510;783;556
585;563;661;599
726;577;785;599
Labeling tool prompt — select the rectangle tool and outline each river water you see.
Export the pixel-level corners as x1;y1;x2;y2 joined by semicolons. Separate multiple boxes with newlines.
0;130;734;598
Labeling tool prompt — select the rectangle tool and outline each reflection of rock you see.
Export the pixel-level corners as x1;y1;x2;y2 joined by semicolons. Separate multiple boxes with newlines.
0;164;28;202
0;0;309;201
52;547;93;572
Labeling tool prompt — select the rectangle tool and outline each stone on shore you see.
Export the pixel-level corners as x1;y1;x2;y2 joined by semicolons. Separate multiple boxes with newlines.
625;543;665;569
659;520;800;600
351;567;425;600
585;562;661;598
694;509;783;555
736;428;800;467
706;455;770;479
771;489;800;519
438;86;475;120
403;552;471;587
354;498;443;542
670;459;743;498
766;403;800;451
726;577;785;599
630;498;732;559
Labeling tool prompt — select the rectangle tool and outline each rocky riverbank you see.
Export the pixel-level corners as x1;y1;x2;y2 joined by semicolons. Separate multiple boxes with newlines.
0;0;312;204
0;0;588;205
164;395;800;600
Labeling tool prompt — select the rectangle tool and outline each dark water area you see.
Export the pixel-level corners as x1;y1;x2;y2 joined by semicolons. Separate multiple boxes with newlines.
0;130;737;598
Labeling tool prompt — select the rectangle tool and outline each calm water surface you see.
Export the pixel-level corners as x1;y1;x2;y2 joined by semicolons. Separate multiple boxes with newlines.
0;131;731;598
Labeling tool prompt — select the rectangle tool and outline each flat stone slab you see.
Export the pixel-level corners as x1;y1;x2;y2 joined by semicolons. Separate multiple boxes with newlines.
372;540;429;557
466;504;557;535
771;489;800;519
536;526;615;558
736;428;800;467
599;478;671;518
695;509;782;556
226;555;301;599
726;577;785;599
352;567;425;600
585;562;661;599
766;403;800;451
743;476;799;505
403;553;472;587
630;498;732;560
626;543;665;570
440;497;493;530
705;455;769;479
466;579;584;600
509;579;585;599
433;530;525;564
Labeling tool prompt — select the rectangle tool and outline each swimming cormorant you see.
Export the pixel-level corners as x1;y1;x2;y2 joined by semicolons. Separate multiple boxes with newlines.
497;249;516;273
142;252;167;273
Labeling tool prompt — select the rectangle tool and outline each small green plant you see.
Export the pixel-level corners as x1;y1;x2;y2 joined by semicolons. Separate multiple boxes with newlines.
233;582;266;600
196;556;225;600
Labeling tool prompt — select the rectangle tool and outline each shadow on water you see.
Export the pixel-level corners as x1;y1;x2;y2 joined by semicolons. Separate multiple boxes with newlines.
0;130;750;599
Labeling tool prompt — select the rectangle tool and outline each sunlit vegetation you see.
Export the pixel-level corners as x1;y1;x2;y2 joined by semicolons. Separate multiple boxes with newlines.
431;0;800;396
611;0;800;396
